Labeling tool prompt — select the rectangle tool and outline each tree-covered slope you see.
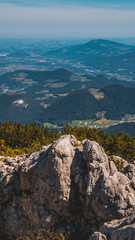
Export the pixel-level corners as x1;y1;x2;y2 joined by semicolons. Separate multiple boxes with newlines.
101;85;135;119
104;122;135;136
43;85;135;124
42;88;99;123
0;84;135;126
0;93;43;123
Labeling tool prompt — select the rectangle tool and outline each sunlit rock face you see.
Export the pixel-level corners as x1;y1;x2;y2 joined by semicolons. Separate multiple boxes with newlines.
0;135;135;240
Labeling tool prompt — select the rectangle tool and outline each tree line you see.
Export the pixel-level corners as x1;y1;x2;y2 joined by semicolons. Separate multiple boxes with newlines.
0;122;134;163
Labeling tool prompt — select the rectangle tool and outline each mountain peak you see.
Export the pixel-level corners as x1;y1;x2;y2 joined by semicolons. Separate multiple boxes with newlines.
84;38;125;47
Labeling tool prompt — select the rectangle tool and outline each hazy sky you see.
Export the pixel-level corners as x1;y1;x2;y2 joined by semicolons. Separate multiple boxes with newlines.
0;0;135;38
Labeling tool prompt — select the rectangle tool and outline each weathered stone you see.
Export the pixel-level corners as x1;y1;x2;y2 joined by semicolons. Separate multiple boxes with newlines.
123;163;135;189
93;210;135;240
0;135;135;240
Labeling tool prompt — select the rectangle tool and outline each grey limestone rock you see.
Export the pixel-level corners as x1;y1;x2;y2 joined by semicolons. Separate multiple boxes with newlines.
92;210;135;240
0;135;135;240
123;163;135;189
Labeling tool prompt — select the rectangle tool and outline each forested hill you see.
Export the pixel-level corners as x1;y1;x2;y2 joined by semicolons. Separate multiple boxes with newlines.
0;69;135;106
43;85;135;124
0;93;43;123
43;88;100;123
0;84;135;131
0;122;135;165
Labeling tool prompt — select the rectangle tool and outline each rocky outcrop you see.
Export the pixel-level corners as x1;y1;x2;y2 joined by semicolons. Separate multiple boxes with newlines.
0;135;135;240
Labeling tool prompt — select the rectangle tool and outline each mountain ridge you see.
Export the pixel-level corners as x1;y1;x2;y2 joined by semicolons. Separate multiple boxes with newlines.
46;39;135;58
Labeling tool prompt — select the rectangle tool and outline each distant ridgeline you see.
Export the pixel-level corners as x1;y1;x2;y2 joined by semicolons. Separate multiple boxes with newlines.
46;39;135;80
0;122;135;164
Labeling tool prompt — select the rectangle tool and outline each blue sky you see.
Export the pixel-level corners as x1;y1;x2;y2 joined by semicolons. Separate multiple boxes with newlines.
0;0;135;8
0;0;135;38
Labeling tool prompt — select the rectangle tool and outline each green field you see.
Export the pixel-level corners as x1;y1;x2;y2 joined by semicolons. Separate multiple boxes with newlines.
124;114;135;120
43;122;62;129
69;119;120;128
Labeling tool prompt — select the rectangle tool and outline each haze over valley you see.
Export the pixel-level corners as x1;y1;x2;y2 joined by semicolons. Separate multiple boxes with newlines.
0;43;135;135
0;38;135;81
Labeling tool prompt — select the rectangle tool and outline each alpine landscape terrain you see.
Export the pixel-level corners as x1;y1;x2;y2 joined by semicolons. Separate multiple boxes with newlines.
0;0;135;240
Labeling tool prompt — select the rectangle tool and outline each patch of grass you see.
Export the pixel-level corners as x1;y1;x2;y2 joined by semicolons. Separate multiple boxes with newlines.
17;230;69;240
93;118;110;125
70;120;94;128
69;118;120;128
89;88;104;100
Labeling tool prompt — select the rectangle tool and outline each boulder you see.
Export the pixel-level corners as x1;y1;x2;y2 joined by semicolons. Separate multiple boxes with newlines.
0;135;135;240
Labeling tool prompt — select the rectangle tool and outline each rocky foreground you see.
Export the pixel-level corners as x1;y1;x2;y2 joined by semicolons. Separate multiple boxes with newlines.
0;135;135;240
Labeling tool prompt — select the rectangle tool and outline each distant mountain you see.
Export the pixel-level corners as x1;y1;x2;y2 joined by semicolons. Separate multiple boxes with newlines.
42;85;135;124
0;93;43;123
47;39;135;57
46;39;135;80
0;39;135;79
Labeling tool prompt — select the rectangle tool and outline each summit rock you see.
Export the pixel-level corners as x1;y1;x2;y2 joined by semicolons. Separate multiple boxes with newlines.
0;135;135;239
